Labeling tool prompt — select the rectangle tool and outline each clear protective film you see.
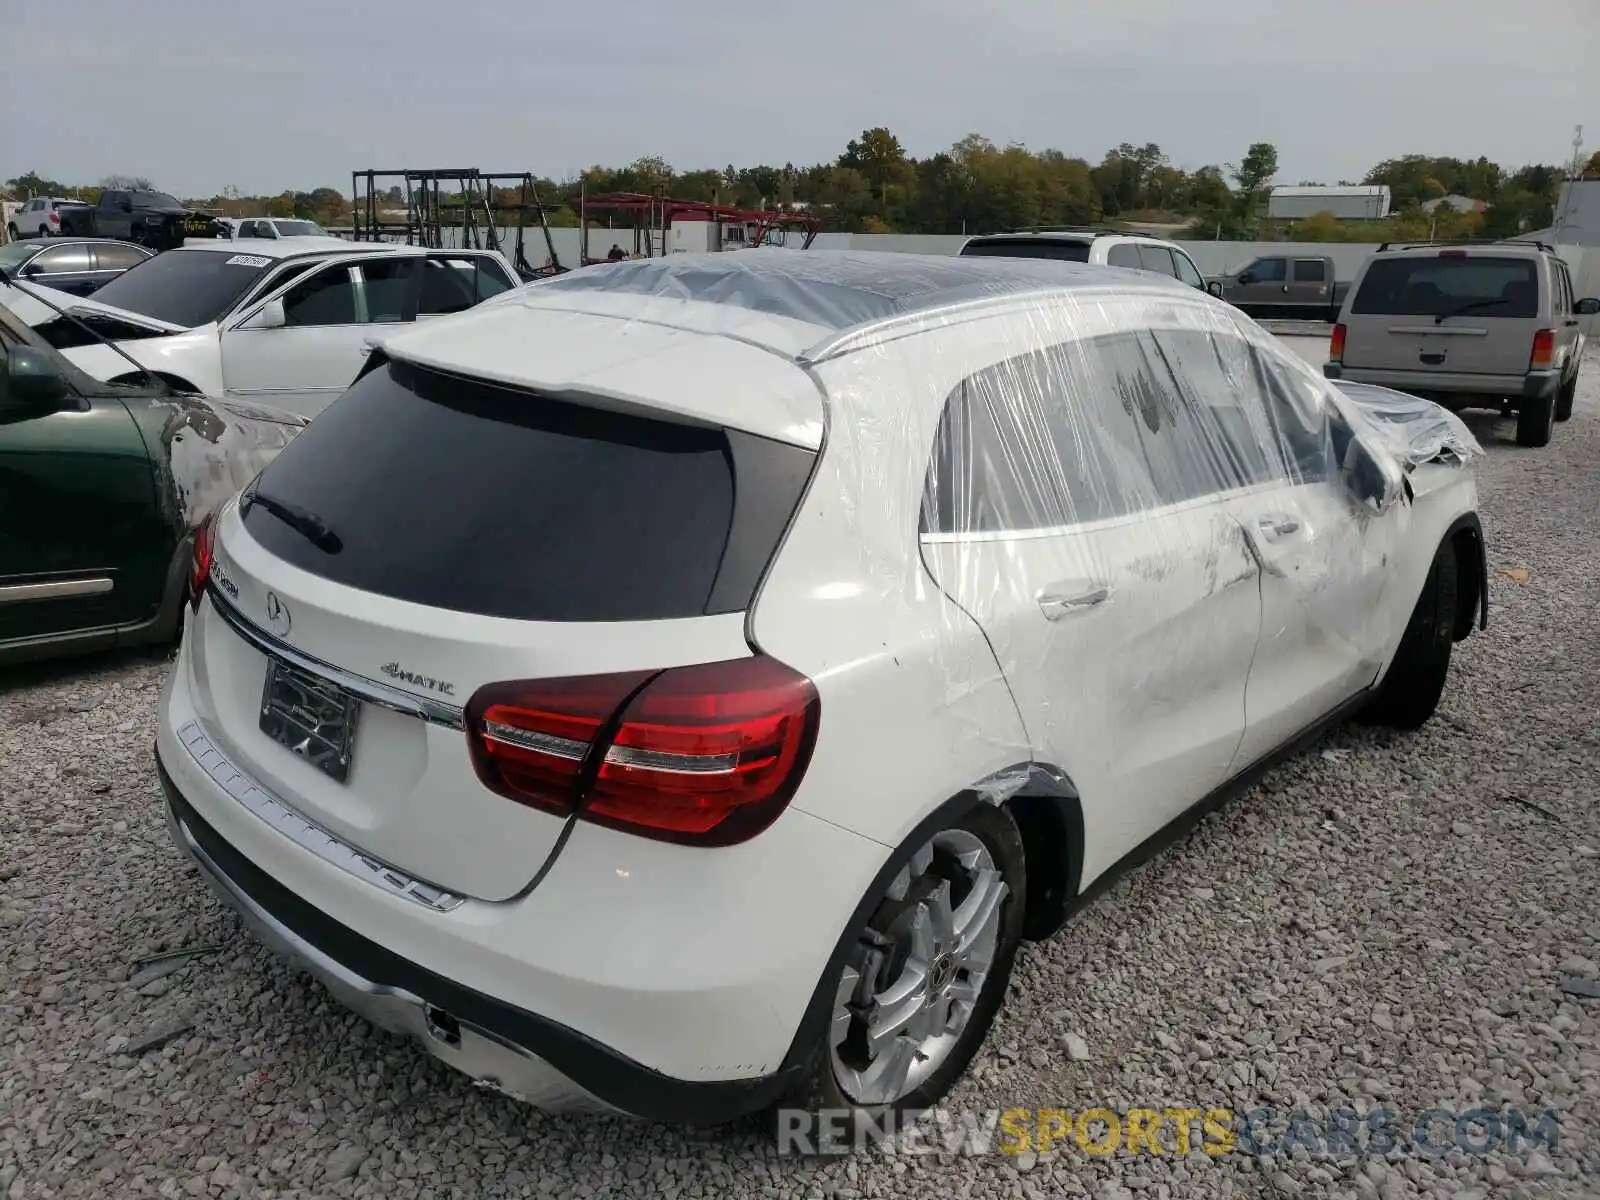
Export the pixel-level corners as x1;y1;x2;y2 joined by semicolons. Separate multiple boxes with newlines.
508;252;1482;864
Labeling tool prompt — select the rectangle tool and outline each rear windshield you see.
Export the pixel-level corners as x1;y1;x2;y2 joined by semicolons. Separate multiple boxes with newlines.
240;359;817;622
1350;255;1541;318
85;248;271;327
960;238;1092;263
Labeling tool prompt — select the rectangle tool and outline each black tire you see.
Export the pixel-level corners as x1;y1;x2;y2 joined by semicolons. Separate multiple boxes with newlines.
4;224;16;241
1555;373;1578;423
1360;539;1459;731
1516;393;1555;447
770;803;1027;1146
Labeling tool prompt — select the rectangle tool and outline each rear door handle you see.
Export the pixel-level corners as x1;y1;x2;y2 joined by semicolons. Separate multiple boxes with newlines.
1037;584;1109;620
1256;515;1301;541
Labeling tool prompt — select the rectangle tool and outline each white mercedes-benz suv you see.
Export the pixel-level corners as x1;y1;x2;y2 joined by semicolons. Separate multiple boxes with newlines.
155;251;1488;1127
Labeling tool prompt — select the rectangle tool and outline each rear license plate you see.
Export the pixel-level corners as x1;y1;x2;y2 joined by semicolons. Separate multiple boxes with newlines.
259;657;360;783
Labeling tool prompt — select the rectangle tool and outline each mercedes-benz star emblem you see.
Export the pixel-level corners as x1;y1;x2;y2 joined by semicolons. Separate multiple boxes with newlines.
265;592;292;638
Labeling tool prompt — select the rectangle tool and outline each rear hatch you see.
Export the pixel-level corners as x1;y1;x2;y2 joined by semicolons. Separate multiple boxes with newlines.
187;343;818;901
1341;251;1545;375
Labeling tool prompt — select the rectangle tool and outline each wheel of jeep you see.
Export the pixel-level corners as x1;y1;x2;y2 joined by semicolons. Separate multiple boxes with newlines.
1360;539;1459;731
1555;373;1578;423
775;803;1026;1139
5;224;17;242
1516;392;1555;447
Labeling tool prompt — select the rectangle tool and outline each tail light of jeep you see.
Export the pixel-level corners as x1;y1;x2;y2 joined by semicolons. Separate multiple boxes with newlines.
1530;329;1555;371
1329;323;1347;363
466;656;821;846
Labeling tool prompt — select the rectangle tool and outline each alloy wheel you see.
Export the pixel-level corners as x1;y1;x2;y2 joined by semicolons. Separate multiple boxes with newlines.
829;826;1009;1106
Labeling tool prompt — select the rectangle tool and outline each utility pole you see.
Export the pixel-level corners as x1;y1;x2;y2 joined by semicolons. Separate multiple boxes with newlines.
1552;124;1583;244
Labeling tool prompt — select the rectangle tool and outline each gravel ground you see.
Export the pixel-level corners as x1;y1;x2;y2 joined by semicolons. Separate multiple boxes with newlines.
3;351;1599;1200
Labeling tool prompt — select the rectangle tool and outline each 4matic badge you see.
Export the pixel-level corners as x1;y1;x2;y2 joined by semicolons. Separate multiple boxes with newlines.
381;662;456;697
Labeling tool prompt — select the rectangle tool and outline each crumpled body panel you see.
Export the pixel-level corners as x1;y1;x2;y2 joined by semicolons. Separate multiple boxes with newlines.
129;393;305;536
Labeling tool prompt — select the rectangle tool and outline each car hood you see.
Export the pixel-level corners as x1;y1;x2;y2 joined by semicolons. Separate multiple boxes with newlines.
124;390;308;533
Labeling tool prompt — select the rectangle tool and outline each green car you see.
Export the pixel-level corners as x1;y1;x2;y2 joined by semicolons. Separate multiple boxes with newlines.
0;297;305;666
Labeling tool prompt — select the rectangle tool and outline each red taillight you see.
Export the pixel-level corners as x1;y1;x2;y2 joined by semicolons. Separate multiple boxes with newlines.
1530;329;1555;370
467;656;821;846
188;515;215;611
469;670;656;816
1330;323;1347;363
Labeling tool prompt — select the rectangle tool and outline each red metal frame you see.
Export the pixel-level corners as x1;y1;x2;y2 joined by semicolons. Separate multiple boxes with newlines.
578;191;823;264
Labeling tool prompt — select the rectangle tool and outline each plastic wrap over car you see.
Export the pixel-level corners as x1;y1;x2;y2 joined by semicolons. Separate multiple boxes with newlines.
134;393;306;534
483;254;1483;849
1326;379;1484;469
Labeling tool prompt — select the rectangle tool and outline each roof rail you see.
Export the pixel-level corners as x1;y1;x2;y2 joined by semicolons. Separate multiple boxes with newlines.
1007;225;1159;239
1377;237;1556;254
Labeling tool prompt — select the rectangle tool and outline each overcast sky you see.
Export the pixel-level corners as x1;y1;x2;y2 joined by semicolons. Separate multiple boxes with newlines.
4;0;1594;198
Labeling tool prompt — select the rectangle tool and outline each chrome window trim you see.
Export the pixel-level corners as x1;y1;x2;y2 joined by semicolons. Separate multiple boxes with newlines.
0;577;113;604
174;719;467;913
204;579;465;730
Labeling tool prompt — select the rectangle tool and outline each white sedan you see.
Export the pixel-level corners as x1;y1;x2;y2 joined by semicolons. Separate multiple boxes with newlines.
155;251;1486;1128
21;238;518;418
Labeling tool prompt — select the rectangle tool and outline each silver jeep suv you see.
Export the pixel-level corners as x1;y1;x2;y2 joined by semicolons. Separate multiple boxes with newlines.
1326;240;1598;448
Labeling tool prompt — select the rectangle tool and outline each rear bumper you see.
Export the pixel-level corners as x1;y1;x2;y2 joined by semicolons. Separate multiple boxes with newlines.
155;628;889;1124
1324;362;1559;399
160;764;795;1121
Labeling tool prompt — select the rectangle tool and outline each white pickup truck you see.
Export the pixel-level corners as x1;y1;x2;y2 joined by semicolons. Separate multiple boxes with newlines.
18;238;518;418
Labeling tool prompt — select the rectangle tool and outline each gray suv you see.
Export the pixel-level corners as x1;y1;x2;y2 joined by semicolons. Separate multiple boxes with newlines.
1325;240;1598;448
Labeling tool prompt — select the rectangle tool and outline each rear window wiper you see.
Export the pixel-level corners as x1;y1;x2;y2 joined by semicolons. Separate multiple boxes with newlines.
243;490;343;554
1435;298;1505;324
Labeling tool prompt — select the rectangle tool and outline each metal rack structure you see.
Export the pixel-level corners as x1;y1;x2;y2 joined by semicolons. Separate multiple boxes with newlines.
350;169;568;278
576;188;824;265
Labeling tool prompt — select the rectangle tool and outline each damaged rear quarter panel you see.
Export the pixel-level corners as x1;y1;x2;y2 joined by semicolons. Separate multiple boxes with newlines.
121;392;306;547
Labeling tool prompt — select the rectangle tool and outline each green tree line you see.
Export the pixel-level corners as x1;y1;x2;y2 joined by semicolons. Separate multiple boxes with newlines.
9;136;1596;241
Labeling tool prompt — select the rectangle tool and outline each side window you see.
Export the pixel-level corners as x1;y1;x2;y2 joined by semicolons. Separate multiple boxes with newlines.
1138;245;1179;277
1252;258;1287;283
32;244;93;275
1554;262;1572;315
1106;243;1142;270
1249;343;1330;480
419;257;493;314
1172;251;1206;289
280;264;357;327
1292;259;1327;283
469;257;515;300
1091;329;1243;506
922;340;1168;534
1148;328;1280;488
358;259;416;323
93;243;149;271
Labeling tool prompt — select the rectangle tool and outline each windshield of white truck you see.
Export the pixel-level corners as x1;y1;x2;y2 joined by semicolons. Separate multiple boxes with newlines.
85;249;273;328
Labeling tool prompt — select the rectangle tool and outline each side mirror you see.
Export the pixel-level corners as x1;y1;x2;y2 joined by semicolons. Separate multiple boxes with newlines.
242;298;287;330
1236;273;1254;286
1575;297;1600;316
120;199;133;212
1206;280;1226;298
0;344;72;418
